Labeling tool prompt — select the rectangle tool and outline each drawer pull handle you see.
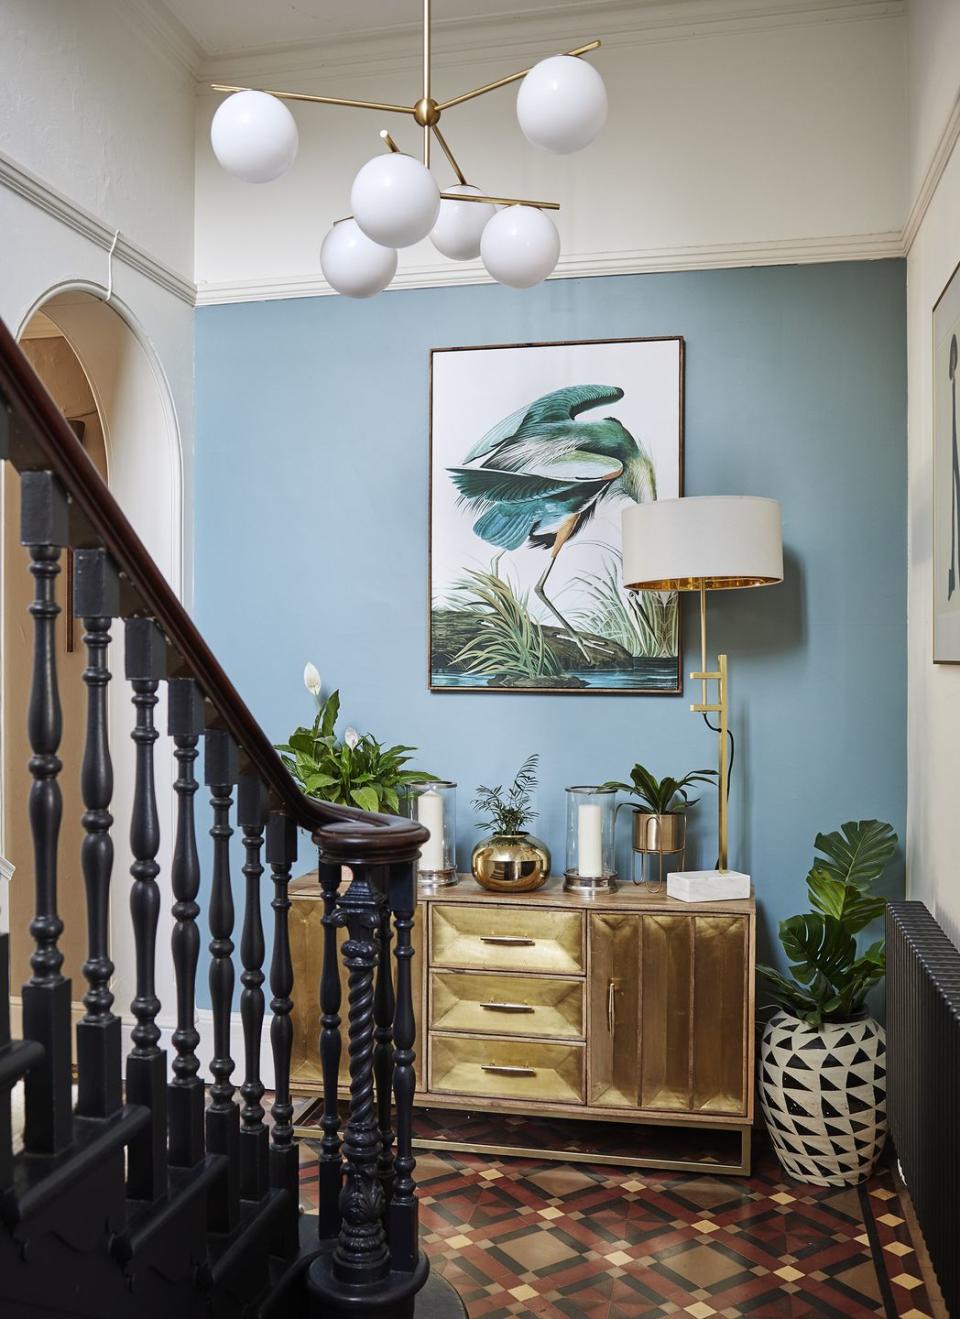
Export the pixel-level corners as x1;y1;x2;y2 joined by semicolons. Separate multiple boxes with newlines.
480;936;536;946
607;979;617;1034
480;1001;535;1014
481;1064;538;1077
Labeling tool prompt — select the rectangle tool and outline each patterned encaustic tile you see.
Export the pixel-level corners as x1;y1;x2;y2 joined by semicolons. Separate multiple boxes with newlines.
296;1114;942;1319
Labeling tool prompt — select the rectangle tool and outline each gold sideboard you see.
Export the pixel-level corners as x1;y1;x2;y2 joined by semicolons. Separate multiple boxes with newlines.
289;874;756;1174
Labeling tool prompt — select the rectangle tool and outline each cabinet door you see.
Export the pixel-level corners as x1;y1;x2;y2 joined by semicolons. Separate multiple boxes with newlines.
588;914;640;1107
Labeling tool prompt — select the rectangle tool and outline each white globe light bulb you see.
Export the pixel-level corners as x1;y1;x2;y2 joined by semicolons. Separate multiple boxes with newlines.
320;220;397;299
429;184;496;261
350;153;441;248
516;55;607;154
210;90;299;183
480;206;560;289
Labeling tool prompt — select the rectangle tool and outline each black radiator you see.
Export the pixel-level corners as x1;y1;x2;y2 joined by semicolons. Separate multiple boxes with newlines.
887;900;960;1314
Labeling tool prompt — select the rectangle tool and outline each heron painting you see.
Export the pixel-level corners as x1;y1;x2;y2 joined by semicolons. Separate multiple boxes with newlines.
430;337;684;693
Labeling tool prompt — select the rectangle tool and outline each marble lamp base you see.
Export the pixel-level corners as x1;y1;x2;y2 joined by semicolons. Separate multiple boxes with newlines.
667;869;751;902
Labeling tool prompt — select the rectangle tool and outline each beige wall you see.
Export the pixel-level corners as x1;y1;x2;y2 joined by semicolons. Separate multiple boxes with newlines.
905;2;960;941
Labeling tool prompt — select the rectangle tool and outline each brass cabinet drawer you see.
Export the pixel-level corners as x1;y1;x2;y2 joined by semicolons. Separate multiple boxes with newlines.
430;970;584;1039
430;903;583;974
430;1033;585;1104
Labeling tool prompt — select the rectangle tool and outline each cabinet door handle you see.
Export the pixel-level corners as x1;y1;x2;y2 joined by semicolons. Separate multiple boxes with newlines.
607;979;617;1034
480;1001;535;1014
481;1064;537;1077
480;935;535;946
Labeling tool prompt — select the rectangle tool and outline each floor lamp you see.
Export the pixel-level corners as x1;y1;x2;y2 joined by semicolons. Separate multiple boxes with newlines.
621;496;783;893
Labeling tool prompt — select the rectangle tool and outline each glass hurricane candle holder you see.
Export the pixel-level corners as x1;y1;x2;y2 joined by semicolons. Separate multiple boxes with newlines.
564;785;617;894
402;780;458;890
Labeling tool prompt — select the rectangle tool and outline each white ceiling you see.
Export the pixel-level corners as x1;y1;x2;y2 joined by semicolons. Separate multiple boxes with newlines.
158;0;602;57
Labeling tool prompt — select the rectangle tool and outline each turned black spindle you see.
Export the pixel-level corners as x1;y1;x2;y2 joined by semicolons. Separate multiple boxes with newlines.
74;550;122;1120
167;679;205;1168
374;883;396;1208
389;859;420;1273
205;728;240;1230
238;774;270;1203
20;471;72;1155
318;859;343;1240
125;618;167;1203
267;812;299;1254
332;864;390;1287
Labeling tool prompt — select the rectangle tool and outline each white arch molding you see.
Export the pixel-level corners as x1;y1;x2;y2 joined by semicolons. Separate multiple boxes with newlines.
4;280;184;1057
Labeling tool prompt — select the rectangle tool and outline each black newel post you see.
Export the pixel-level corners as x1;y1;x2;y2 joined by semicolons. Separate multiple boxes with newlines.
205;728;240;1230
124;618;168;1202
267;812;300;1254
317;859;343;1240
374;884;396;1209
74;550;122;1120
389;859;419;1273
20;471;72;1155
237;774;270;1203
167;678;205;1169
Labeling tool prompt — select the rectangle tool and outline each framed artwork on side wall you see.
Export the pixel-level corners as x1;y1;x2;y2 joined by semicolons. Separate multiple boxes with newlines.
933;260;960;662
429;336;684;693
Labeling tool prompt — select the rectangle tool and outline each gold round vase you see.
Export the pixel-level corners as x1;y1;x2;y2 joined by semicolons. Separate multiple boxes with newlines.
471;833;551;892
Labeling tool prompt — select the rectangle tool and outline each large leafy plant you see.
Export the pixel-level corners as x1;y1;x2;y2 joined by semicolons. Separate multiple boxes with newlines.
598;763;717;815
759;819;897;1027
278;663;435;815
473;754;540;836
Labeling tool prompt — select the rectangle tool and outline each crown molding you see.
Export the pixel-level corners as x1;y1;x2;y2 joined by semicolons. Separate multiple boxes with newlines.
0;151;195;306
114;0;204;77
195;229;905;306
197;0;904;89
902;87;960;254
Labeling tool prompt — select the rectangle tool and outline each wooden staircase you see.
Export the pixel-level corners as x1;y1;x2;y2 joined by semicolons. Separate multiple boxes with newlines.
0;318;464;1319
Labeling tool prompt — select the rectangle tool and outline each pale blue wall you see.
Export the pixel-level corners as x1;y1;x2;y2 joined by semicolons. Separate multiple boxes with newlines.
194;260;906;976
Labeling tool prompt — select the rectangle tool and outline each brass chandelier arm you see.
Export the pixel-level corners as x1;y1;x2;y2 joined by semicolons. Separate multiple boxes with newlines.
436;39;602;112
439;190;559;210
209;83;416;116
431;124;467;185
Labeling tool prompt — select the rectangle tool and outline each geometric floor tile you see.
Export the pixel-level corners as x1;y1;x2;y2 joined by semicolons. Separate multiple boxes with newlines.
297;1121;944;1318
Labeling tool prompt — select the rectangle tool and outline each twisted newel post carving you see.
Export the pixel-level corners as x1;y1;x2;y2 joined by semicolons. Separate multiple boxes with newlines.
124;618;168;1203
19;472;72;1155
167;679;205;1169
74;550;122;1120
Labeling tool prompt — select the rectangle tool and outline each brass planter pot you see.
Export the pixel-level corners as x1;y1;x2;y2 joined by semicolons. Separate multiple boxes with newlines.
471;833;551;892
632;811;686;854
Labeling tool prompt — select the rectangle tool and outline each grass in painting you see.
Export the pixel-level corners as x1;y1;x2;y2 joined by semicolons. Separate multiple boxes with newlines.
570;548;678;659
446;566;562;680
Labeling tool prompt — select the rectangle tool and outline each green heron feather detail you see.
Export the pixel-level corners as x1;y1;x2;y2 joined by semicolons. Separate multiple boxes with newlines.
447;384;657;659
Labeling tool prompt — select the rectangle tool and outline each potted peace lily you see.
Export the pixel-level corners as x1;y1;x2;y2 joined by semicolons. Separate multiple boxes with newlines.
758;819;897;1187
278;662;435;814
599;762;717;855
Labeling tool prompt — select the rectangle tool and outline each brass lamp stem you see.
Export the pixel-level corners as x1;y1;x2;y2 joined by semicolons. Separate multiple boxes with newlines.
690;581;730;873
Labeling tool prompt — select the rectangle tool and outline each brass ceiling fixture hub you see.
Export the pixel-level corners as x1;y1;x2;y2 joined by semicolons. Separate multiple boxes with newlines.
413;97;441;128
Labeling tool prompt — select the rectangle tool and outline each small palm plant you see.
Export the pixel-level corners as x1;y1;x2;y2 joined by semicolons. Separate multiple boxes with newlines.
278;662;435;815
599;762;717;815
758;819;897;1026
473;754;540;836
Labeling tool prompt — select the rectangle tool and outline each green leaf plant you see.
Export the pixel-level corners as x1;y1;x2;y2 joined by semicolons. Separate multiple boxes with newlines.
277;663;436;816
473;754;540;836
598;763;718;815
758;819;898;1027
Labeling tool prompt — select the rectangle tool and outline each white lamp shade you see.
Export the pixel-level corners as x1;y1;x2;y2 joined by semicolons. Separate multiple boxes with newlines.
351;152;441;248
517;55;607;154
429;185;496;260
480;205;560;288
210;90;299;183
320;220;397;299
622;496;783;591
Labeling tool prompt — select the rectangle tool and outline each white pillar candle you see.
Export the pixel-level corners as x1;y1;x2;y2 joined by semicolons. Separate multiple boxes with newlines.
417;790;445;873
578;803;603;877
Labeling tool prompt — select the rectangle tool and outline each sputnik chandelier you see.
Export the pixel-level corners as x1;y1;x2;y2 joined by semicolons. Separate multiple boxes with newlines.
209;0;607;298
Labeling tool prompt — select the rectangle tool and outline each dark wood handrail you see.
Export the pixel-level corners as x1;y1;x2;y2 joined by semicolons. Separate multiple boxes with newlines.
0;316;426;861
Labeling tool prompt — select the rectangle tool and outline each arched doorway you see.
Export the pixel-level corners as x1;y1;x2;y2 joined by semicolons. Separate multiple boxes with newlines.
2;286;183;1049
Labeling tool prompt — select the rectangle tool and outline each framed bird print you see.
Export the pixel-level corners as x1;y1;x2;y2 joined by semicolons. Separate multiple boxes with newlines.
429;336;684;693
934;259;960;662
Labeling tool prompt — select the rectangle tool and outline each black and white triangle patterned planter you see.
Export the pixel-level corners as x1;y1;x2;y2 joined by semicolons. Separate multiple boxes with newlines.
759;1010;886;1187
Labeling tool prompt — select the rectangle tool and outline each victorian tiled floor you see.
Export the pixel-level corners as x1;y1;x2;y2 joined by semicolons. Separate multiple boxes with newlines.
296;1117;943;1319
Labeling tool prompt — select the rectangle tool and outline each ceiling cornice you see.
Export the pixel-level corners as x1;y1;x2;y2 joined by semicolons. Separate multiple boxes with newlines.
193;0;905;88
116;0;205;77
